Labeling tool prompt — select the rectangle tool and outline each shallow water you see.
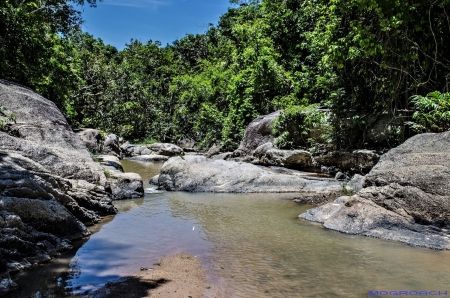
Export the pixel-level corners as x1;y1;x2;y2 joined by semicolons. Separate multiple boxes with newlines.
8;159;450;297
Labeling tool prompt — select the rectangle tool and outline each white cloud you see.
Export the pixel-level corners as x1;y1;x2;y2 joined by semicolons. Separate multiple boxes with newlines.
103;0;169;8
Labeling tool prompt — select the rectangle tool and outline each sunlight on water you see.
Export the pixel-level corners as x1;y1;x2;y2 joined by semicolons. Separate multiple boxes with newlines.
8;159;450;297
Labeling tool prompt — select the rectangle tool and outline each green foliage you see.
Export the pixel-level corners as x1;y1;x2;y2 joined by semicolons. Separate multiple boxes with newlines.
3;0;450;150
273;104;332;149
134;138;159;145
103;170;111;179
0;0;100;108
408;92;450;133
340;182;355;196
0;105;16;129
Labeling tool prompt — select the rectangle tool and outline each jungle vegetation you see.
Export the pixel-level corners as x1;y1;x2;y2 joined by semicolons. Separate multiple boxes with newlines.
1;0;450;150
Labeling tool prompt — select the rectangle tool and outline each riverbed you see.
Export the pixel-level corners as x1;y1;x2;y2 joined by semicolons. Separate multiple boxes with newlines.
7;159;450;297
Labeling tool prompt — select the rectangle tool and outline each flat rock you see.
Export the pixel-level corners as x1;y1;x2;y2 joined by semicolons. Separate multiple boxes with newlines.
156;155;342;194
129;155;169;162
150;143;183;157
97;155;123;171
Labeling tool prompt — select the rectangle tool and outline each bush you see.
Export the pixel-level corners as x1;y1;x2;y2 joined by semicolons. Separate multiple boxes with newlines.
407;91;450;133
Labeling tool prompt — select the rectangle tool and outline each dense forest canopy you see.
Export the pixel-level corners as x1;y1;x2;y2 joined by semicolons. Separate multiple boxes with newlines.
1;0;450;150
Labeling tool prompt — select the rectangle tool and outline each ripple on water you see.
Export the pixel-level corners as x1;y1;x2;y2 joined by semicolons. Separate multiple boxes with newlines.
10;159;450;297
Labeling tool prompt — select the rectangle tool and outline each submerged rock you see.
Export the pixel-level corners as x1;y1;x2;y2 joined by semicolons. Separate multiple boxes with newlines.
155;155;342;194
300;132;450;250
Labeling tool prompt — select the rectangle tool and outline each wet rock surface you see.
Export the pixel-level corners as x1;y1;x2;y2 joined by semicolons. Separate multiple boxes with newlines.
0;80;117;294
155;155;342;194
300;132;450;250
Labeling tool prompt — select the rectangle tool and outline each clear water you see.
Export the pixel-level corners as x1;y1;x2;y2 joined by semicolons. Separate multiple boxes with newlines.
7;159;450;297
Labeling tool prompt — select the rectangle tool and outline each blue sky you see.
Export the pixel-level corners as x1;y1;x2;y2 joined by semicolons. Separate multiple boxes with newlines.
80;0;236;50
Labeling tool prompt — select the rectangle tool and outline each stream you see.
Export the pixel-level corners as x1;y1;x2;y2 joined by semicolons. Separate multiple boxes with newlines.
7;159;450;297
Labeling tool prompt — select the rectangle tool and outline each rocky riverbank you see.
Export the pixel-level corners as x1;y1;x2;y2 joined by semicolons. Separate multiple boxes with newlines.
0;80;143;295
300;132;450;250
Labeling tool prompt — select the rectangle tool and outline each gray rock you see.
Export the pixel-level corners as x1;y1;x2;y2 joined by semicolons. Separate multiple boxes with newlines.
120;142;134;156
99;156;144;200
0;80;117;291
347;174;364;193
149;175;160;185
76;128;103;154
97;155;124;171
103;134;121;157
129;155;169;162
177;138;196;149
156;155;342;194
141;148;153;155
334;172;347;180
300;132;450;250
234;111;280;156
314;150;380;174
132;146;147;156
150;143;183;157
106;170;144;200
206;144;222;158
0;268;17;296
210;152;233;160
252;142;315;169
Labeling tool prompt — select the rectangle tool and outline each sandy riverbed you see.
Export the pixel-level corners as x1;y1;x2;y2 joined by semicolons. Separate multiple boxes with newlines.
88;253;221;298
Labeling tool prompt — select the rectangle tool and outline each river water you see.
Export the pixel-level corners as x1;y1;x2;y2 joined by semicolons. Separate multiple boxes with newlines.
7;159;450;297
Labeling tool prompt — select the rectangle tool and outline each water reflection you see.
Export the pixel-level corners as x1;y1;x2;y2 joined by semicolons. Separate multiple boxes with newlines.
8;159;450;297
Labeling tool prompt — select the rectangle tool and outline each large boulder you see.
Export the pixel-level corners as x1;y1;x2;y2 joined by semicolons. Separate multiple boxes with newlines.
252;143;316;169
0;80;117;293
300;132;450;250
155;155;342;194
234;111;280;156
